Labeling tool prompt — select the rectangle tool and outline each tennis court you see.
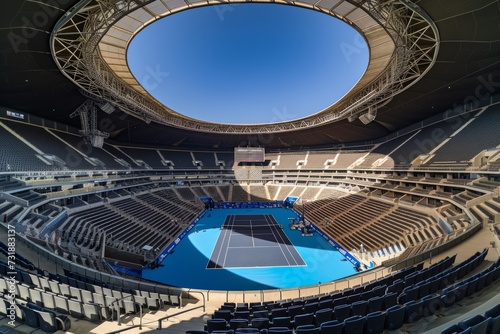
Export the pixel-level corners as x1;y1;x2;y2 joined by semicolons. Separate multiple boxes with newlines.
207;214;305;268
141;208;358;290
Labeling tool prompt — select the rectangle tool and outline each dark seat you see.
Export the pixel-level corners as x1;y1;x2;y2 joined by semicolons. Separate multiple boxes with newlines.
458;314;490;334
19;304;39;328
206;318;229;333
343;315;366;334
334;304;351;322
314;307;332;326
350;300;368;316
385;305;405;331
268;327;293;334
229;318;248;330
404;300;423;324
293;313;314;328
251;317;270;330
319;320;343;334
271;316;291;329
365;311;385;334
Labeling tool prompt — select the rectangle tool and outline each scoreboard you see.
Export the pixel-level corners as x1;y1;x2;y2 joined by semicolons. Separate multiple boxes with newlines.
234;147;265;162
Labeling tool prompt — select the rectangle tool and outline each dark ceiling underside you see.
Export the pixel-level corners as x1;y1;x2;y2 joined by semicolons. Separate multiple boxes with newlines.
1;0;499;150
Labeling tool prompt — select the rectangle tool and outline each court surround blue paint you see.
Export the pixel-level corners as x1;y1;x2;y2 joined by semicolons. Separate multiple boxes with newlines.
142;208;358;290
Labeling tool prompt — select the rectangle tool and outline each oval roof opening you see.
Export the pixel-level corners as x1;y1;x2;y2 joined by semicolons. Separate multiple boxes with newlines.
127;3;369;125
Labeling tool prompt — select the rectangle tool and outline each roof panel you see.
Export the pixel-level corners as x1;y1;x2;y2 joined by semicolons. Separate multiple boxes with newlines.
127;7;154;23
316;0;342;12
115;15;144;32
164;0;189;11
144;1;169;16
333;1;356;17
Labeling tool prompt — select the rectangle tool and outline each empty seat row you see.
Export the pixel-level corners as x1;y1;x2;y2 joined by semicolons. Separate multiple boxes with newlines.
0;297;71;333
442;303;500;334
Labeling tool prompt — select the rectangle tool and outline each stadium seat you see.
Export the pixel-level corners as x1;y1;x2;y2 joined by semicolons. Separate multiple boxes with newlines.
421;294;443;317
350;300;368;316
287;304;303;319
270;308;287;320
385;305;405;331
213;309;232;322
235;329;260;334
296;325;319;334
487;314;500;334
382;292;398;310
404;300;423;324
441;324;471;334
271;316;291;328
229;318;249;330
268;327;293;334
367;296;384;313
293;313;314;328
313;307;333;326
458;315;490;334
252;310;269;319
206;318;229;333
82;303;101;322
251;317;270;330
334;304;351;322
319;320;343;334
365;311;386;334
303;302;319;314
19;304;39;328
343;315;366;334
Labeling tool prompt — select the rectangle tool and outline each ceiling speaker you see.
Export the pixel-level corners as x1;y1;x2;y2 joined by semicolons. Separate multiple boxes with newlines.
358;108;377;125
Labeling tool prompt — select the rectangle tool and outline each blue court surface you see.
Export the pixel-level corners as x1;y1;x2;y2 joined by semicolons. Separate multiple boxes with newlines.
142;208;358;290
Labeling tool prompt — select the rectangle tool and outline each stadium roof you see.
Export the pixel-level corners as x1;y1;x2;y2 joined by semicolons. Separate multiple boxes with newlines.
1;0;500;150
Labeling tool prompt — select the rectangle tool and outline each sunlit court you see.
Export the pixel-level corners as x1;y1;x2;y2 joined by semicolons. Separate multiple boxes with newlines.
142;208;358;290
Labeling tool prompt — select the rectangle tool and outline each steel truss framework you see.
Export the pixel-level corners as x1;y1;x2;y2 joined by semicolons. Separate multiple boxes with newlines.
50;0;439;134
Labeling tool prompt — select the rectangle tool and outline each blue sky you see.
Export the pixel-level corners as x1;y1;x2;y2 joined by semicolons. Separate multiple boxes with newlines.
128;3;369;124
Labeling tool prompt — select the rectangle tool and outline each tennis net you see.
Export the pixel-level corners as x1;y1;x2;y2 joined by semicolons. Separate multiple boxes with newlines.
221;223;283;232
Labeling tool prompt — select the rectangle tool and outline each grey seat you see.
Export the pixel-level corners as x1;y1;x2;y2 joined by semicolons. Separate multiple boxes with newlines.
54;295;70;314
147;297;161;310
83;303;101;322
170;293;181;306
41;291;56;309
29;288;43;307
81;289;94;304
70;286;82;301
159;293;170;305
92;292;106;307
59;284;71;298
39;277;51;291
49;280;61;294
123;299;139;314
68;299;84;319
17;284;31;301
112;289;123;299
134;295;147;308
28;274;41;289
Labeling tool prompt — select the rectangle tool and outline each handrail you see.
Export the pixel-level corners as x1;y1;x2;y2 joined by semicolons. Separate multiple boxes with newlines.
157;304;206;329
109;293;143;329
